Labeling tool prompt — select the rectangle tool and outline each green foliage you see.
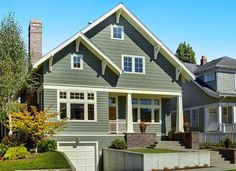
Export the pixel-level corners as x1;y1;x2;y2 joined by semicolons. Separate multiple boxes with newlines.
109;139;127;149
3;145;30;160
2;135;21;147
0;143;9;157
0;152;70;171
176;41;196;63
38;139;57;153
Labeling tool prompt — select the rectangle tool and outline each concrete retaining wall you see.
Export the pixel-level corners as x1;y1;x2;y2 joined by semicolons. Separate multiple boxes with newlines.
103;148;210;171
103;148;144;171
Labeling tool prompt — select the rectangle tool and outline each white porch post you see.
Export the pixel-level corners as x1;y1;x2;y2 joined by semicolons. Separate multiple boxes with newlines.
126;93;133;133
233;106;236;124
218;105;222;132
176;95;184;132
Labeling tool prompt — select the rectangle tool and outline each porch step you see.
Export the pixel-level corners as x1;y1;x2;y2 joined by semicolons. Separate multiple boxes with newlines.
210;151;236;168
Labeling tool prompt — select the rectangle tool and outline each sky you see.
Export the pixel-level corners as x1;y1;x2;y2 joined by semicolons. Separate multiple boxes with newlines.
0;0;236;63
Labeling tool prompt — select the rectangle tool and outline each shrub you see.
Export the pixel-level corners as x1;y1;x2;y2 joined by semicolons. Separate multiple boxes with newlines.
109;139;127;149
2;135;21;147
3;145;30;160
0;143;8;157
38;139;57;153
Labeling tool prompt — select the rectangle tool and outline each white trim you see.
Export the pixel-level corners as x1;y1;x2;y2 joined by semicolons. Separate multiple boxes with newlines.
71;54;83;70
116;8;122;23
111;25;124;40
154;44;161;60
57;141;98;171
121;54;145;74
33;3;195;81
57;90;97;122
49;56;53;72
45;84;182;96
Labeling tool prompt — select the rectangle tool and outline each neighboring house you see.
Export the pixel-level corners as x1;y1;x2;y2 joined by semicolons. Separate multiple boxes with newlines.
29;4;194;171
183;56;236;133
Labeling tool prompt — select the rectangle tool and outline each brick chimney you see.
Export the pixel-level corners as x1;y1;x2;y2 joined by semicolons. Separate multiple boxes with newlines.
28;19;42;64
200;56;207;65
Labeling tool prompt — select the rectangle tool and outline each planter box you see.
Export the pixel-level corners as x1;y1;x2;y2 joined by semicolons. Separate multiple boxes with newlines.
219;148;236;164
125;133;157;148
103;148;210;171
174;132;199;149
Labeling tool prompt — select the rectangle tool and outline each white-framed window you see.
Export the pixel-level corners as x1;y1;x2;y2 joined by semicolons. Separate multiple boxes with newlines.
191;109;199;128
58;91;96;121
121;55;145;74
71;54;83;70
132;98;161;123
111;25;124;40
204;72;215;82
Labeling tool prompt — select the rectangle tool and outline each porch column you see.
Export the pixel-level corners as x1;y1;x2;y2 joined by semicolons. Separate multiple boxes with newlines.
233;106;236;124
176;95;184;132
218;106;222;131
126;93;133;133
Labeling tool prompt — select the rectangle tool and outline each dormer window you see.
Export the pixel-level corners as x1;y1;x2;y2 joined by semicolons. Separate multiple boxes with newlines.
71;54;83;70
111;25;124;40
204;72;215;82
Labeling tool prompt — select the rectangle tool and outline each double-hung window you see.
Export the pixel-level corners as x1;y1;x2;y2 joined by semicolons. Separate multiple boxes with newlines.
59;91;96;121
71;54;83;69
122;55;145;74
111;25;124;40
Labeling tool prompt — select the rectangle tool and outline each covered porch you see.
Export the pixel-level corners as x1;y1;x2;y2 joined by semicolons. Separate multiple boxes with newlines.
108;91;184;134
205;104;236;133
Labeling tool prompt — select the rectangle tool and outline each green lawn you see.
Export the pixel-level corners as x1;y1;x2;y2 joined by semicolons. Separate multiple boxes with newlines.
126;148;182;153
0;152;71;171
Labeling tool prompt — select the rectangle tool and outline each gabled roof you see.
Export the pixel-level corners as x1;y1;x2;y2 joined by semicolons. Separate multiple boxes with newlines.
194;56;236;74
33;3;195;80
33;33;122;75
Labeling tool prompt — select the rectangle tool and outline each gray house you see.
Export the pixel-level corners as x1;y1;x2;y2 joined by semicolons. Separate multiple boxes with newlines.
183;56;236;133
29;4;194;171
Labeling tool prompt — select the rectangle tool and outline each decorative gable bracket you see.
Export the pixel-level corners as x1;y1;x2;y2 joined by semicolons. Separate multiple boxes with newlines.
102;61;107;75
154;44;161;60
49;55;53;72
175;67;182;80
116;8;122;23
76;38;81;53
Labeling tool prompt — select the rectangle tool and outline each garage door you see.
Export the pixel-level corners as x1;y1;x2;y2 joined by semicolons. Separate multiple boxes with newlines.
58;142;96;171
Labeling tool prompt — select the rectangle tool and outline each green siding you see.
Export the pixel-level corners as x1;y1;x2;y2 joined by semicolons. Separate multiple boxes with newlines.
218;71;236;93
43;89;57;113
43;14;181;91
182;81;218;109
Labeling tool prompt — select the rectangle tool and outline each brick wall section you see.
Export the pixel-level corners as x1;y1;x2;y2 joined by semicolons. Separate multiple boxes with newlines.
219;149;236;164
125;133;158;148
29;19;42;64
174;132;200;149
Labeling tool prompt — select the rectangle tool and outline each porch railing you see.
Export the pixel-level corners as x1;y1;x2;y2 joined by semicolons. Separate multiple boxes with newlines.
109;120;126;134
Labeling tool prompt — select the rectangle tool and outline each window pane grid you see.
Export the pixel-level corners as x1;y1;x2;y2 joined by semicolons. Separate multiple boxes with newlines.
124;57;132;72
60;92;67;99
135;58;143;73
73;55;81;68
70;92;84;99
112;26;123;39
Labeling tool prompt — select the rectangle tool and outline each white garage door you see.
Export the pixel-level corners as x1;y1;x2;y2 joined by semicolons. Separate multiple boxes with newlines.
58;142;96;171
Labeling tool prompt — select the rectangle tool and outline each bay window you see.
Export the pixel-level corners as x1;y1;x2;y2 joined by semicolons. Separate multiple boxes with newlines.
58;91;96;121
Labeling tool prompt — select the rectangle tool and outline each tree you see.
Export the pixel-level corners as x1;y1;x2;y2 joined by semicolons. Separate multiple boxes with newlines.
175;41;196;64
0;13;30;134
9;103;63;153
